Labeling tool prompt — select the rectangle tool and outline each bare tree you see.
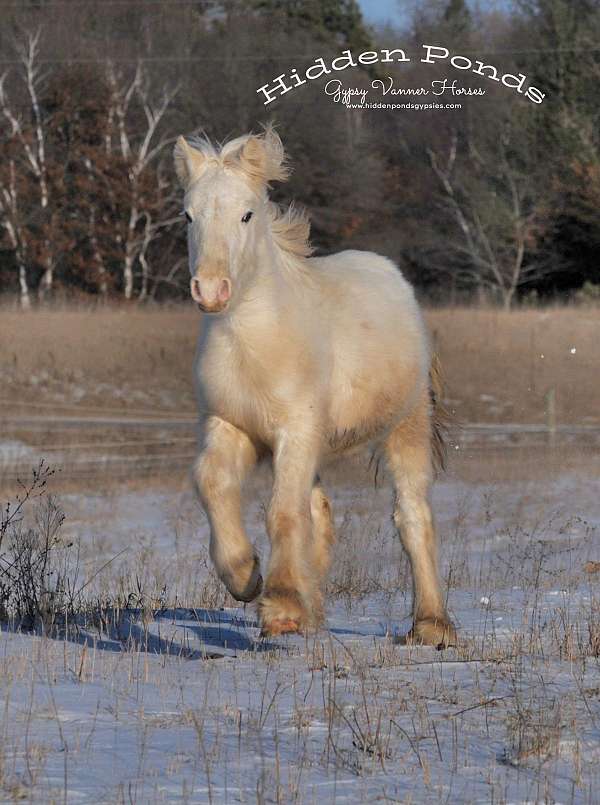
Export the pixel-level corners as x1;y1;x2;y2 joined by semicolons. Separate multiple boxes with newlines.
428;122;548;309
0;158;31;309
0;29;60;304
103;63;179;300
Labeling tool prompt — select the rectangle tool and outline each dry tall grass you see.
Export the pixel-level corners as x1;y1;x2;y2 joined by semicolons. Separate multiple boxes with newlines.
1;304;598;423
430;307;599;424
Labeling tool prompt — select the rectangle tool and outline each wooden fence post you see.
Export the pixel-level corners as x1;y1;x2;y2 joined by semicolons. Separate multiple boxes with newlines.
545;387;556;446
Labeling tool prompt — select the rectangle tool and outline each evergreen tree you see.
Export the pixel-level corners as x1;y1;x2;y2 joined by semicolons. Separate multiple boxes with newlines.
252;0;373;52
443;0;471;33
516;0;600;293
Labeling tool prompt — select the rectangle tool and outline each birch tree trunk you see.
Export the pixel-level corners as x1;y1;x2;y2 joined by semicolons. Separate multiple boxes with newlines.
18;261;31;310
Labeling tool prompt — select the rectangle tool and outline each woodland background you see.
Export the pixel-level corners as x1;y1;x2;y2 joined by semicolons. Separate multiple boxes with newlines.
1;0;600;310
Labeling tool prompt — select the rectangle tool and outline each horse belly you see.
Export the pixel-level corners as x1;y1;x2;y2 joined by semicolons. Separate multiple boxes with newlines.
326;329;426;454
326;383;401;452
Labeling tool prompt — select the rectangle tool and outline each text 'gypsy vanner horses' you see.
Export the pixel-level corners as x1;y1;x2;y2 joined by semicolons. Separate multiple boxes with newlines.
174;126;456;647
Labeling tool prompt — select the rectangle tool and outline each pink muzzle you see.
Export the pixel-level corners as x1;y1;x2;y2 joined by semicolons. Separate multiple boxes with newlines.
190;276;231;313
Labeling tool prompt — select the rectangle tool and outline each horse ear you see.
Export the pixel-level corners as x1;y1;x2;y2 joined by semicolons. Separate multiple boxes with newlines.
237;126;290;187
173;136;206;187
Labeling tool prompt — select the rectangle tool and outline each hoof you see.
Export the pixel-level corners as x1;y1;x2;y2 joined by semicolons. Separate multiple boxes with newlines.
233;573;263;604
404;617;457;649
258;587;311;636
226;556;263;603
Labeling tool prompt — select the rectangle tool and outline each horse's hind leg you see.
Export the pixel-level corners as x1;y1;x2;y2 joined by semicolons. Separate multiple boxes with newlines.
385;397;456;648
310;482;336;619
194;416;262;603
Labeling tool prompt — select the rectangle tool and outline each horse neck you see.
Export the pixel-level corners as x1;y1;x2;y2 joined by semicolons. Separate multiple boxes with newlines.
232;230;306;322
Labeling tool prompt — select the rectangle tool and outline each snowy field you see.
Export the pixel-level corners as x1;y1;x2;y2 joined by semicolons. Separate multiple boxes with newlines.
1;445;600;803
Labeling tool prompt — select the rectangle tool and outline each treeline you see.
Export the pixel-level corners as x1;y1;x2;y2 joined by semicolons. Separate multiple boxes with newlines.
0;0;599;308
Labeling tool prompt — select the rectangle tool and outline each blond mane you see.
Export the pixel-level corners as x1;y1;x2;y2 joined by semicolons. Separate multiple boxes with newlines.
185;125;290;186
267;202;313;258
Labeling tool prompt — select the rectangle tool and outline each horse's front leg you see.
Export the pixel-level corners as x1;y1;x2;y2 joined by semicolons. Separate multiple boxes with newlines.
259;428;321;636
194;416;262;602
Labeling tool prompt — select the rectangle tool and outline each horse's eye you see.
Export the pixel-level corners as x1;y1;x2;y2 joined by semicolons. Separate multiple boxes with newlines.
241;211;253;224
184;211;192;223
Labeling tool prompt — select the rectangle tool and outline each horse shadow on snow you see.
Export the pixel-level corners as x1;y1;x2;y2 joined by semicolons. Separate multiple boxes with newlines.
5;607;288;659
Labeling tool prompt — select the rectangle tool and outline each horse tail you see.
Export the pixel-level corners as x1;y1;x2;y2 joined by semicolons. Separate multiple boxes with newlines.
429;353;449;474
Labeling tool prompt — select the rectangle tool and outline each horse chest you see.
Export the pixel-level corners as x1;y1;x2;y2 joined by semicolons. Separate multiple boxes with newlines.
196;338;276;442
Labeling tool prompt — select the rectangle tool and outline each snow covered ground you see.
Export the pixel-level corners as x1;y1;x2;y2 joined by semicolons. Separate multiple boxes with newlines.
1;449;600;803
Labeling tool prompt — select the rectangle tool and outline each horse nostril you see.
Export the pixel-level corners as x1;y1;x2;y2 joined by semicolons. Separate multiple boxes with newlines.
218;278;231;303
190;277;203;303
